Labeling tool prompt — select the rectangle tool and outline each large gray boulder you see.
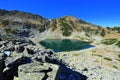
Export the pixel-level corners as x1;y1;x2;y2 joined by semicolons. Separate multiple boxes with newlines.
14;62;60;80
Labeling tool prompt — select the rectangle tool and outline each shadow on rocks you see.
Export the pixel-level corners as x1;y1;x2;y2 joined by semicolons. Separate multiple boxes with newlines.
38;56;88;80
2;56;32;80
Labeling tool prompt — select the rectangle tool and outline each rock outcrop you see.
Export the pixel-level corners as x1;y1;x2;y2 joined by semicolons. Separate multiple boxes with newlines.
0;46;87;80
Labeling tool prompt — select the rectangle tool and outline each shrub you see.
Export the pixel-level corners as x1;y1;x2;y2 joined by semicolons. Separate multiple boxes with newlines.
113;66;118;69
118;54;120;58
1;20;9;26
85;33;90;37
104;57;112;61
39;26;46;33
101;39;117;45
116;41;120;48
60;21;73;36
106;27;110;29
100;29;106;37
112;27;120;33
92;54;102;57
73;54;80;56
95;29;100;35
116;59;120;62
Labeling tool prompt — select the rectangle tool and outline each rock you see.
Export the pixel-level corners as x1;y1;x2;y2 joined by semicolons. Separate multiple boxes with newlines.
4;51;11;56
0;44;2;47
2;56;32;80
6;47;15;52
14;62;60;80
16;46;25;53
27;48;36;55
0;38;2;41
46;49;54;55
0;54;8;80
3;67;18;80
7;56;32;67
82;68;88;72
0;58;5;73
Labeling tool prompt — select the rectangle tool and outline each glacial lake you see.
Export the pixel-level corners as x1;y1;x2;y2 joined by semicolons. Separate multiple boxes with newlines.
40;39;94;52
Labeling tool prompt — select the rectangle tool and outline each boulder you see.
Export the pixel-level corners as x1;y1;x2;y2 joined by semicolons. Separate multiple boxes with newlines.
0;54;7;80
16;46;25;53
0;38;2;41
27;48;36;55
14;62;60;80
4;51;11;56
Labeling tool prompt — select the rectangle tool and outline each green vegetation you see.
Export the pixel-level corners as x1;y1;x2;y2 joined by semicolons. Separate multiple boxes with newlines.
59;17;66;22
116;59;120;62
1;20;9;26
0;9;9;16
106;27;110;29
100;29;106;37
101;39;117;45
95;29;100;35
113;66;118;69
39;26;45;32
118;54;120;58
104;57;112;61
60;18;73;36
112;27;120;33
51;19;57;31
92;54;102;57
92;50;96;53
73;54;80;56
116;41;120;48
4;28;19;35
82;27;91;32
85;33;90;37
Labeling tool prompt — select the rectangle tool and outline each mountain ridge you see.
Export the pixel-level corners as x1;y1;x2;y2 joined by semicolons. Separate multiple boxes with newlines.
0;9;120;40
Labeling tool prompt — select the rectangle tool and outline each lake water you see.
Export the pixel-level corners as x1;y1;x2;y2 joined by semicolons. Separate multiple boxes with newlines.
40;39;94;52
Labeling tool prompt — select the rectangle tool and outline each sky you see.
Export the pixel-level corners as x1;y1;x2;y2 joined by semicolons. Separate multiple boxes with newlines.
0;0;120;27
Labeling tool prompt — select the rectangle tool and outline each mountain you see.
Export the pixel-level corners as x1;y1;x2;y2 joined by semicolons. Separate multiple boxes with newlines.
0;9;120;41
0;9;120;80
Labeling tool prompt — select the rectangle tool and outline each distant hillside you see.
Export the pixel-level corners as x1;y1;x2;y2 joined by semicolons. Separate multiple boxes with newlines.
0;9;120;41
49;16;120;41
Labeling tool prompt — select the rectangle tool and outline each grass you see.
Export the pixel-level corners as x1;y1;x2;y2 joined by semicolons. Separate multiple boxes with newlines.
113;66;118;69
116;59;120;62
73;54;80;56
1;20;9;26
118;54;120;58
60;22;73;36
100;29;106;37
92;50;96;53
92;54;102;57
116;41;120;48
59;18;73;36
101;39;117;45
104;57;112;61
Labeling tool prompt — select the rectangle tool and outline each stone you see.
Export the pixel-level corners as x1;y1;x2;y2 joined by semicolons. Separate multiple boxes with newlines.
14;62;60;80
4;51;11;56
16;46;25;53
27;48;36;55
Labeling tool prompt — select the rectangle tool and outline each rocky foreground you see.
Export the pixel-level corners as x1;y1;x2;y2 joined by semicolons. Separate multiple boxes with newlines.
57;44;120;80
0;38;87;80
0;38;120;80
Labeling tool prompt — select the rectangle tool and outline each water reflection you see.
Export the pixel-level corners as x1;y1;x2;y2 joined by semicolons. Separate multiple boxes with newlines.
40;39;94;52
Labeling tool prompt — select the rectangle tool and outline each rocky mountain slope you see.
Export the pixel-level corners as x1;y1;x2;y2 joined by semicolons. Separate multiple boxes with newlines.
0;9;120;80
0;9;120;40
